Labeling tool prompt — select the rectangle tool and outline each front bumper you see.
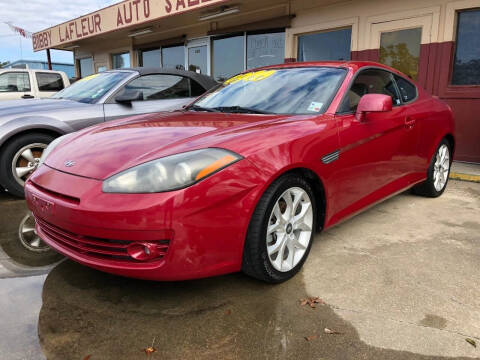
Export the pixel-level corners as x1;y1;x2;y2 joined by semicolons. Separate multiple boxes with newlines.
25;161;265;281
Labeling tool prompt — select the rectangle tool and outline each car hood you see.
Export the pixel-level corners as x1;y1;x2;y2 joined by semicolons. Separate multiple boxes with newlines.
45;111;305;180
0;98;87;119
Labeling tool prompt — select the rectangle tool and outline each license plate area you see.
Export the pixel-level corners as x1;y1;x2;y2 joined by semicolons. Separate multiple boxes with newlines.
29;192;55;217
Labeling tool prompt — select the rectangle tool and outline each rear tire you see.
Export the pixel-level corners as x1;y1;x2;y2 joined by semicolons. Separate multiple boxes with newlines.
242;174;317;283
0;133;55;198
412;138;451;198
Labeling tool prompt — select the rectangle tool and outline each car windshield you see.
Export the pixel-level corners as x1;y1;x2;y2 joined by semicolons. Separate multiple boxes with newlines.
193;67;346;115
51;71;132;104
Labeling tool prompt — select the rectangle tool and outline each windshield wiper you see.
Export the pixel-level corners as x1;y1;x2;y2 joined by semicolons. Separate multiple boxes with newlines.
186;104;217;112
213;106;272;114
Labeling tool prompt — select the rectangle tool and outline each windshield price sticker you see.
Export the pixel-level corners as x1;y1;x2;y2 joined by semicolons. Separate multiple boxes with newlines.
78;74;100;83
224;70;277;85
308;102;323;112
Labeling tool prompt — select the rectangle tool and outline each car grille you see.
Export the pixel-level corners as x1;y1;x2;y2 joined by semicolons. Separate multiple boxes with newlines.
35;217;169;263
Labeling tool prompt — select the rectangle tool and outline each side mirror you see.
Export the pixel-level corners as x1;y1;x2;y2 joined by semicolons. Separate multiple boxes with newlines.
115;90;143;105
355;94;393;122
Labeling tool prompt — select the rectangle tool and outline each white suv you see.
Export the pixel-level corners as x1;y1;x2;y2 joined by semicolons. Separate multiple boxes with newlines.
0;69;70;101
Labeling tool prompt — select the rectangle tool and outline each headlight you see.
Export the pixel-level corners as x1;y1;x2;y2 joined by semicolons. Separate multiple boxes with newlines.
38;133;74;167
102;148;242;193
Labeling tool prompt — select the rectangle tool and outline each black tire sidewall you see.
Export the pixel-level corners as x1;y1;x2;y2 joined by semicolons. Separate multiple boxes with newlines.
0;133;55;197
244;175;317;283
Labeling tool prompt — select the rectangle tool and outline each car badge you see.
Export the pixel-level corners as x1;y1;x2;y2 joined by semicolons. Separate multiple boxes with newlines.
64;160;76;167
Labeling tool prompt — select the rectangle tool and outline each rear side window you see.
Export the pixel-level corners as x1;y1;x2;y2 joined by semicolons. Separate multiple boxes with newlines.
36;73;64;92
341;69;401;112
190;79;206;97
120;74;190;100
0;72;31;92
394;76;417;103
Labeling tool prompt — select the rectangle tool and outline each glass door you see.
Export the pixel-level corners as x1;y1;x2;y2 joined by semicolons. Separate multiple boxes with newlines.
186;38;210;75
370;15;433;80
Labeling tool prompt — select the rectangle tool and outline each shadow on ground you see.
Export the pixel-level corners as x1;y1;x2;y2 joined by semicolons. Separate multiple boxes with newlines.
38;260;474;360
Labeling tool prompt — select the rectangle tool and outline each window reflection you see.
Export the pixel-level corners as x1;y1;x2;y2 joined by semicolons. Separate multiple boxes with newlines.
298;28;352;61
120;75;190;100
379;28;421;80
213;35;244;82
188;45;208;74
196;68;346;115
140;48;161;67
112;53;131;69
162;46;185;70
247;32;285;69
452;9;480;85
79;57;94;77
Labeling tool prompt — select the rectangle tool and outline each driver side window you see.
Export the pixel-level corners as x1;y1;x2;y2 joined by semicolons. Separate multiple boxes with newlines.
119;74;190;101
341;69;401;113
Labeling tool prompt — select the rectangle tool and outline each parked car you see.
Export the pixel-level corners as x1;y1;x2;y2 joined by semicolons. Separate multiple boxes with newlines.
0;68;218;197
0;69;70;100
25;62;455;283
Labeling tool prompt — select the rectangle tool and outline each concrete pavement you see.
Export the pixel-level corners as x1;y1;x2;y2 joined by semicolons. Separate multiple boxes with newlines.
0;180;478;359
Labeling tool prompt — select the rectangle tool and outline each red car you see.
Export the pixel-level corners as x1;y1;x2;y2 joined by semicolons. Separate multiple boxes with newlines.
25;62;454;283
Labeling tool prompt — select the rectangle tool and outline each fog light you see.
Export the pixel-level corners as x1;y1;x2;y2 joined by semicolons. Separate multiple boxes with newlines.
127;242;158;261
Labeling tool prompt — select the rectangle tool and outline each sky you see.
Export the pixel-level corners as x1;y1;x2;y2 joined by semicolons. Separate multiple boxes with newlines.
0;0;120;64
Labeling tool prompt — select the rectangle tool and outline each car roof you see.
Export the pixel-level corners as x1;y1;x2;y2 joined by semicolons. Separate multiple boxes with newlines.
110;67;219;90
0;68;63;73
250;61;406;76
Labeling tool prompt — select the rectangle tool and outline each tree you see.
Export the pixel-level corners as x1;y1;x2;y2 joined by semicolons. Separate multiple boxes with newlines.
0;61;10;69
379;43;419;80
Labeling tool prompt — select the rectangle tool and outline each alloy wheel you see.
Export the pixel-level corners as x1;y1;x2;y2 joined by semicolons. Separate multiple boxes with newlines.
433;144;450;192
18;212;50;252
266;187;313;272
11;143;47;186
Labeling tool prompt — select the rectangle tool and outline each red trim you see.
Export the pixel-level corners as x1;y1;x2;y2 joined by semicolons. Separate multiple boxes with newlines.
436;41;480;98
351;49;380;62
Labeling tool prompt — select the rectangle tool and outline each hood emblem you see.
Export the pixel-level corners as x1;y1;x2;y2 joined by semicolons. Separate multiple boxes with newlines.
64;160;76;167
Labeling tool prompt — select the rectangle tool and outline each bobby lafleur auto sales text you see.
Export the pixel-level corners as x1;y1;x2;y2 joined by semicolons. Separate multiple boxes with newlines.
32;0;221;51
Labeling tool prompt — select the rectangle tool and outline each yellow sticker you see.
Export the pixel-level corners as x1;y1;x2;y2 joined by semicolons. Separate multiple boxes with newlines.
224;70;276;85
78;74;100;82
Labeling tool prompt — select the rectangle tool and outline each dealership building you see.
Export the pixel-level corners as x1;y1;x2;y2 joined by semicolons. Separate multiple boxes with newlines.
32;0;480;162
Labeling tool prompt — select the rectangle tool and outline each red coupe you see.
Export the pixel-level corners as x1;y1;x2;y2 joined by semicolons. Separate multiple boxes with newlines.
25;62;454;283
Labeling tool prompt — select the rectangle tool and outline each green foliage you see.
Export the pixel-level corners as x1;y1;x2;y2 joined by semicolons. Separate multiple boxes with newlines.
379;43;419;80
0;61;10;69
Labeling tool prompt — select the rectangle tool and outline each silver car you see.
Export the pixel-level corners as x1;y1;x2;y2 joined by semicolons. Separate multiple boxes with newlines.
0;68;218;197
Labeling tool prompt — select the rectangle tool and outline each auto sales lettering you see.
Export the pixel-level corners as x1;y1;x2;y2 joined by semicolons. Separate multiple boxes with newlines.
33;0;226;51
164;0;217;13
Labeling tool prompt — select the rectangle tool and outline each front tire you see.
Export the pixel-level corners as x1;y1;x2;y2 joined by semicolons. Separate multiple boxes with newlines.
412;138;451;198
242;174;317;283
0;133;55;198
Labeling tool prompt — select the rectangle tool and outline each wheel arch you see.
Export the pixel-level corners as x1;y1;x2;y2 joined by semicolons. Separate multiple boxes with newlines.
250;165;327;232
444;133;455;158
0;118;70;152
281;167;327;231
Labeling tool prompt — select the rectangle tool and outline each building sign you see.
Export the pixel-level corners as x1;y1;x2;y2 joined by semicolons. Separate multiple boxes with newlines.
32;0;228;51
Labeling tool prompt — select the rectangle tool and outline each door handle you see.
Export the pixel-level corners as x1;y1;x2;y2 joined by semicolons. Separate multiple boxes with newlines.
22;94;34;99
405;117;416;130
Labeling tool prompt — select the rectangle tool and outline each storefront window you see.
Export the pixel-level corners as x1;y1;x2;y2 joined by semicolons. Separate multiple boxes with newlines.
452;9;480;85
112;52;130;69
297;28;352;62
162;46;185;70
247;32;285;70
379;28;421;80
79;57;94;77
213;35;244;81
188;45;208;74
140;48;161;67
